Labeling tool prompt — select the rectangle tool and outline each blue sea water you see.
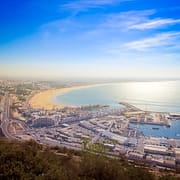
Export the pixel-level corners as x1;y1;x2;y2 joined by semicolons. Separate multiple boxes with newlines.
129;121;180;139
52;81;180;138
53;81;180;112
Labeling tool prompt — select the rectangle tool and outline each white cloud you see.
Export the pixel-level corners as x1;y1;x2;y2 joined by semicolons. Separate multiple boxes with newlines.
103;10;155;29
129;18;180;30
123;32;180;51
60;0;131;12
102;10;180;31
80;10;156;39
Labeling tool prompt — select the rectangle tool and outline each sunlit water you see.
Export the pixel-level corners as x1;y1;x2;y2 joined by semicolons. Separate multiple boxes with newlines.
129;121;180;139
53;81;180;112
52;81;180;138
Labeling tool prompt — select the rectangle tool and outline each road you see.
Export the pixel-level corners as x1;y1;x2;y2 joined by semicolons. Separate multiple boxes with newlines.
0;94;15;139
0;94;82;149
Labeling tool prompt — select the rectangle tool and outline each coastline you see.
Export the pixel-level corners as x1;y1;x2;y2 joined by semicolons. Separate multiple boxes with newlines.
29;84;108;110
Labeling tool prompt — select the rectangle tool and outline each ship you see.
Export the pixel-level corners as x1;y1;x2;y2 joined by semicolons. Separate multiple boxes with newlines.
152;127;159;130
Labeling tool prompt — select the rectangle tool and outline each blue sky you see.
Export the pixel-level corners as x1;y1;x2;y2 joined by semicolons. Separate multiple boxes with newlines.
0;0;180;80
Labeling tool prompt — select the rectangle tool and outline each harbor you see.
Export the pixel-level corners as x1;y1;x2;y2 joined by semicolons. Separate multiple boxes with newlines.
119;101;180;139
120;102;171;127
1;79;180;171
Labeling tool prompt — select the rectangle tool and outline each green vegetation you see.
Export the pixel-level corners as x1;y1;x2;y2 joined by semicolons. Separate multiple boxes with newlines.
82;137;90;150
0;138;179;180
88;143;108;153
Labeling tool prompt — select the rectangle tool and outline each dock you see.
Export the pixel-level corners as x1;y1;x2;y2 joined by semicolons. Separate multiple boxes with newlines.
120;102;170;127
119;102;143;112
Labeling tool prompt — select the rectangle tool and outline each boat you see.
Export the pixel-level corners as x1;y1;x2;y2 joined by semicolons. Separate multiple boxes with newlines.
152;127;159;130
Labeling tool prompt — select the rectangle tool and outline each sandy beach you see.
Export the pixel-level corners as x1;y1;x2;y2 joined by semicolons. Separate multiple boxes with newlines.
29;84;107;110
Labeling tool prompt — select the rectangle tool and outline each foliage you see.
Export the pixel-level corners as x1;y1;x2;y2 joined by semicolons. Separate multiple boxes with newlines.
0;138;178;180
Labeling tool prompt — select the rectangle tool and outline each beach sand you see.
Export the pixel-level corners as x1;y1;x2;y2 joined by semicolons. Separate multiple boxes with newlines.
29;84;106;110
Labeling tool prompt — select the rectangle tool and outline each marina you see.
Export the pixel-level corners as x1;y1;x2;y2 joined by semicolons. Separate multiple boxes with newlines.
129;120;180;139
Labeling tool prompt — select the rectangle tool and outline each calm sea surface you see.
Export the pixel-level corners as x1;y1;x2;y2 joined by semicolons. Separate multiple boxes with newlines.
53;81;180;112
52;81;180;138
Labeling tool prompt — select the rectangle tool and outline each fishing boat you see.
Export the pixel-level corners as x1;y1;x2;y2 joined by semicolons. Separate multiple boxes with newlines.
152;127;159;130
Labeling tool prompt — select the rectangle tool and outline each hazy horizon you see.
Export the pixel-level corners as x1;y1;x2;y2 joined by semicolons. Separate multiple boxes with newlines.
0;1;180;80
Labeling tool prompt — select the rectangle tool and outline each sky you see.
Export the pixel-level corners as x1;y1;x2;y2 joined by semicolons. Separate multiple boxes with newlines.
0;0;180;80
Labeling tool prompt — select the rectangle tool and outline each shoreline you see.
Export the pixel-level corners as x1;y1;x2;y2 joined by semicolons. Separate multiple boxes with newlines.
29;83;108;110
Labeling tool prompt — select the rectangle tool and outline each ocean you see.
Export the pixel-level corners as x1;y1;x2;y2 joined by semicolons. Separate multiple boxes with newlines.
52;81;180;139
53;81;180;113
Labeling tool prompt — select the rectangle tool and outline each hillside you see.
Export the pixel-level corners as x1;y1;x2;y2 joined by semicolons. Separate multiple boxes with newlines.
0;138;179;180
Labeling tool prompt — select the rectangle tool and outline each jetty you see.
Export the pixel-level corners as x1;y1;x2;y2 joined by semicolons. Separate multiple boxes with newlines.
169;113;180;120
120;102;170;127
119;102;143;112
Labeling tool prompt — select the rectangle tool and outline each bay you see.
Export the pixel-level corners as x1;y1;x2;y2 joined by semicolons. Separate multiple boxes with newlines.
52;81;180;139
53;81;180;113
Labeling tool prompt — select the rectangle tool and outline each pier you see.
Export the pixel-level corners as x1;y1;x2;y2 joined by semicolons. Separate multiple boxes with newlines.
120;102;170;127
119;102;143;112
